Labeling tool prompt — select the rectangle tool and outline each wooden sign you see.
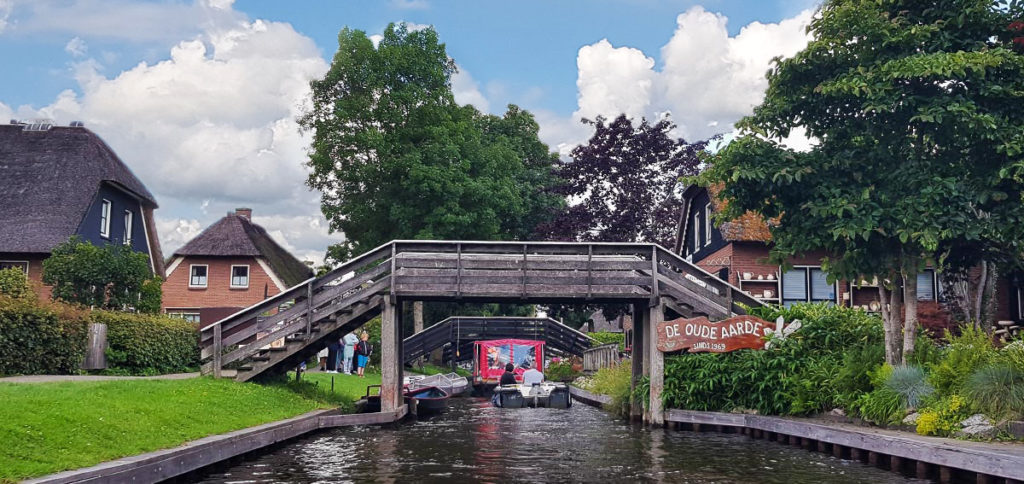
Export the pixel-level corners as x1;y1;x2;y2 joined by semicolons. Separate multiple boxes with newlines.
656;315;771;353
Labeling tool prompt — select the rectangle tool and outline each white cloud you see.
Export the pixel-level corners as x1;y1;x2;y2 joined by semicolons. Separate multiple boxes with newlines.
64;36;86;57
155;218;203;256
537;6;813;153
451;64;489;113
391;0;429;10
0;0;12;34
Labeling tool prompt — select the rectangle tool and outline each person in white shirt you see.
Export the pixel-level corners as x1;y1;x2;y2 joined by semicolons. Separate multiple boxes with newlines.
521;361;544;385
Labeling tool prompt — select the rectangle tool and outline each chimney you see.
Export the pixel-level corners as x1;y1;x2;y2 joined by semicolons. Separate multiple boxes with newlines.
235;208;252;220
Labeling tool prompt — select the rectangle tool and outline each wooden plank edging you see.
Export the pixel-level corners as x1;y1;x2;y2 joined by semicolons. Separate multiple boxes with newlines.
26;406;409;484
569;385;612;406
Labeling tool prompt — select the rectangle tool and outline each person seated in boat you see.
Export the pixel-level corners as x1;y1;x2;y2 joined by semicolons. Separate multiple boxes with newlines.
521;361;544;386
499;362;517;386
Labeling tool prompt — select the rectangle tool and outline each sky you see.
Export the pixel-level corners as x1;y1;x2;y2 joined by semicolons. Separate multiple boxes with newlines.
0;0;819;266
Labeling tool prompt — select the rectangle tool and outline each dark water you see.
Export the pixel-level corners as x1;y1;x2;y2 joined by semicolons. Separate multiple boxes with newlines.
198;399;928;483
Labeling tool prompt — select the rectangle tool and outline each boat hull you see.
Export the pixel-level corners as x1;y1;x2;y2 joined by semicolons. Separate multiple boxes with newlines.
491;383;572;409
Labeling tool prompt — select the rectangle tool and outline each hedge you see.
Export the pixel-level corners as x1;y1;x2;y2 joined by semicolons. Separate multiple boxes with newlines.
0;297;89;375
91;311;200;375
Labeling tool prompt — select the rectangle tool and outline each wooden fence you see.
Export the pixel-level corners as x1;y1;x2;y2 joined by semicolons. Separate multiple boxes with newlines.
583;343;620;373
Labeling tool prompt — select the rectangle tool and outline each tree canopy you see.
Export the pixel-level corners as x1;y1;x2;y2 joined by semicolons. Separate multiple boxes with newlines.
42;237;162;313
702;0;1024;364
299;23;562;263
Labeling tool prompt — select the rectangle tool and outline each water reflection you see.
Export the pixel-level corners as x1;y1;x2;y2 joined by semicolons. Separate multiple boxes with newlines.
198;398;929;483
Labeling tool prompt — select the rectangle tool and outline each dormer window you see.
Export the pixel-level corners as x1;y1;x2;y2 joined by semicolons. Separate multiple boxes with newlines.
100;200;111;238
123;210;133;245
189;265;208;288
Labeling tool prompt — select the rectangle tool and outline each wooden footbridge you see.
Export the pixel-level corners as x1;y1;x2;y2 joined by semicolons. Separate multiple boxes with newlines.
199;240;761;424
402;316;595;365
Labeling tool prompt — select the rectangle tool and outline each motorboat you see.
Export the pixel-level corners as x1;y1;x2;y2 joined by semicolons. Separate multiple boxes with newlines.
358;384;451;414
407;372;469;397
491;382;572;409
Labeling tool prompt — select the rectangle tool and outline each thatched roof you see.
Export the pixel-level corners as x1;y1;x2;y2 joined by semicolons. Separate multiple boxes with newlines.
174;212;313;287
0;123;157;253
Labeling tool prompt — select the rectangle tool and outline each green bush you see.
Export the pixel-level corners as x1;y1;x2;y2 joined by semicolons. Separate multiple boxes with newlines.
928;326;998;395
886;365;933;409
589;361;633;417
0;268;33;299
916;394;972;436
589;331;626;351
663;303;882;416
963;364;1024;420
546;361;580;382
1003;340;1024;373
0;297;89;375
91;311;199;375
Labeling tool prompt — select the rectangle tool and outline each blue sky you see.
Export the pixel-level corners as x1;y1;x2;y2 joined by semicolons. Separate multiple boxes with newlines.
0;0;817;264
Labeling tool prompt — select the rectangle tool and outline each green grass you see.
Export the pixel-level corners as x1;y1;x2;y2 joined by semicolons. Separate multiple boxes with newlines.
0;377;328;481
407;363;471;378
294;370;383;402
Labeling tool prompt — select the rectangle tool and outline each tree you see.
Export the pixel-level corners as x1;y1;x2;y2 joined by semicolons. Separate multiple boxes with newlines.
299;23;563;329
702;0;1024;365
0;267;33;299
299;23;562;263
538;115;707;248
42;237;162;313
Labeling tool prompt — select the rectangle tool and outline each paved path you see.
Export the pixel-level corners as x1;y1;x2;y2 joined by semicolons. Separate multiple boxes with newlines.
0;372;200;383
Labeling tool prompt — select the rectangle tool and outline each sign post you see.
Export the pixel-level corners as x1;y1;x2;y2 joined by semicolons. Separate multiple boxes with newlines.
656;315;772;353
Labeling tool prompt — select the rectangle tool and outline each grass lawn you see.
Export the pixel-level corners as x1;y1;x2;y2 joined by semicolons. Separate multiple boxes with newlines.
0;377;328;481
295;370;382;402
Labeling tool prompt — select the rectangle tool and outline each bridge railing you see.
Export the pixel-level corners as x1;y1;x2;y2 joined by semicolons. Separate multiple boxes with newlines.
199;241;395;375
583;343;621;374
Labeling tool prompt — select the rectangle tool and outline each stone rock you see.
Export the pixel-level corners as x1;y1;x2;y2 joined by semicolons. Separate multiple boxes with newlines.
830;408;846;417
902;412;920;426
960;414;992;428
954;424;998;439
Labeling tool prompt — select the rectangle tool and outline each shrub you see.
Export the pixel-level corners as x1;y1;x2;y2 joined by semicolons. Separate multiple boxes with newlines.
916;395;972;436
91;311;199;375
546;361;580;382
886;365;933;409
963;364;1024;420
0;296;89;375
0;268;33;299
928;326;998;395
589;361;633;417
42;236;160;312
589;331;626;351
851;365;904;425
834;343;884;408
1003;340;1024;373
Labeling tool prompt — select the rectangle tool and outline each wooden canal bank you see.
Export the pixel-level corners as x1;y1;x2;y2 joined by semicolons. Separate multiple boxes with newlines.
569;386;1024;483
26;405;408;484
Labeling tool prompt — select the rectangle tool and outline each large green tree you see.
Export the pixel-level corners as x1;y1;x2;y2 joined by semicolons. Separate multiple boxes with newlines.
299;23;561;263
42;237;162;313
703;0;1024;364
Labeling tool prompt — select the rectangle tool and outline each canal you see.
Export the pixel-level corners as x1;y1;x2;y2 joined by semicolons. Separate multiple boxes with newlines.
199;398;929;483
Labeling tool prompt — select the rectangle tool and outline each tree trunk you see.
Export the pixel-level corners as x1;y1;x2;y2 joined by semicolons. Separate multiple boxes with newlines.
880;283;902;366
902;267;918;365
982;264;998;334
973;261;988;331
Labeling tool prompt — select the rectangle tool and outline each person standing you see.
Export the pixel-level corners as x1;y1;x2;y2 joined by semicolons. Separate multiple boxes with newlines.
326;339;341;373
343;332;359;375
355;332;372;378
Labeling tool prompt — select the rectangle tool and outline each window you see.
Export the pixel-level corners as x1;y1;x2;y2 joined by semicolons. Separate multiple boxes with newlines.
230;265;250;288
782;266;836;307
123;210;133;245
189;265;208;288
0;261;29;274
704;203;712;246
692;210;700;253
99;199;111;238
1018;287;1023;320
167;311;200;323
916;269;936;301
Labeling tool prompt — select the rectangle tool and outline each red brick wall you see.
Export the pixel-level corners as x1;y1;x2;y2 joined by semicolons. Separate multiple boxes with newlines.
162;256;282;312
0;254;51;301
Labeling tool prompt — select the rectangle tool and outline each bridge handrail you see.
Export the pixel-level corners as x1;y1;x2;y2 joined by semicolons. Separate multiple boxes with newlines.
654;245;763;313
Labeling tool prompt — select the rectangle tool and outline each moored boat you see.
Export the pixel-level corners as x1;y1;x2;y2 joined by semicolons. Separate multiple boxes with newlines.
405;385;450;414
407;372;469;396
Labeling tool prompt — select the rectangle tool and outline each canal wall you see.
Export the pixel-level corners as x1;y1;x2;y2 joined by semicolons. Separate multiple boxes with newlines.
26;406;408;484
569;386;1024;483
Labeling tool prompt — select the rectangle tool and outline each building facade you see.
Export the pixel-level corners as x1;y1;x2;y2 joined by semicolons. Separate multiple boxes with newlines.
0;121;164;299
162;208;314;325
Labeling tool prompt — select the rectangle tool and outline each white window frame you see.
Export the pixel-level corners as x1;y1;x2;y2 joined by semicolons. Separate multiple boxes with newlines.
230;264;250;289
1017;286;1023;320
166;310;201;323
704;203;712;246
781;265;838;307
123;210;133;246
692;211;700;253
916;269;937;301
0;260;29;275
100;199;111;238
189;264;208;288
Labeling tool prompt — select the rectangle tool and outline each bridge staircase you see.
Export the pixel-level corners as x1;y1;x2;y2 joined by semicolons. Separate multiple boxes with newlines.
199;241;762;382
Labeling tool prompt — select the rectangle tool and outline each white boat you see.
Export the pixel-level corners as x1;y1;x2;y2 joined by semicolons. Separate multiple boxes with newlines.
406;372;470;396
491;382;572;409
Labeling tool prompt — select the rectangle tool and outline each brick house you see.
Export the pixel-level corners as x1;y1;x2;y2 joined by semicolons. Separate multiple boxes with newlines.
162;208;314;324
676;184;1020;325
0;121;164;299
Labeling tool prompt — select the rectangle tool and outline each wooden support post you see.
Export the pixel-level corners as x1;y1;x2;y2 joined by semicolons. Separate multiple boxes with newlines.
975;472;992;484
380;298;401;414
817;440;828;453
939;466;953;483
630;303;646;421
850;448;864;461
890;455;903;473
832;444;844;459
867;451;880;467
801;438;812;450
212;323;222;379
647;299;665;426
